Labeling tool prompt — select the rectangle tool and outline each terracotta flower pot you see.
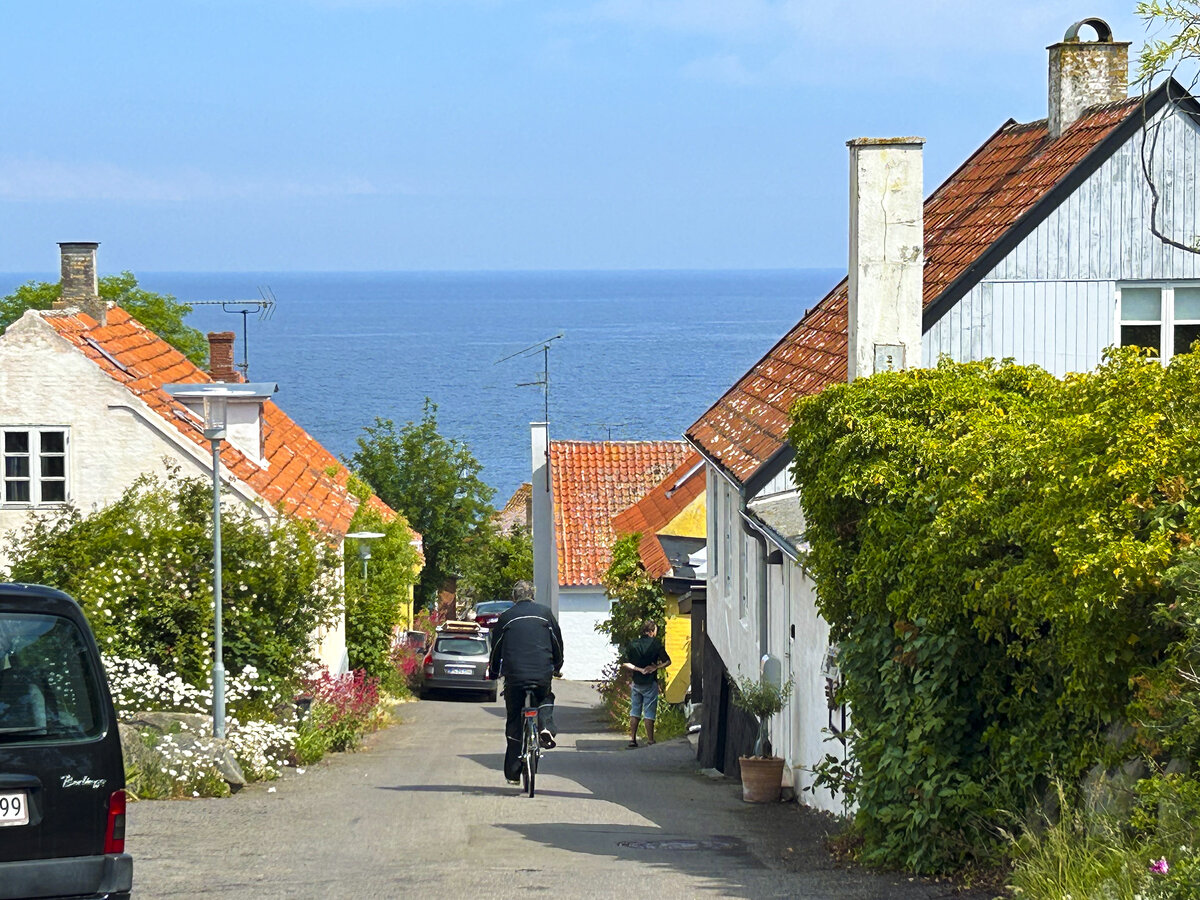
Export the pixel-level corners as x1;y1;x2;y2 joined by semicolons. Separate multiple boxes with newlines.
738;755;785;803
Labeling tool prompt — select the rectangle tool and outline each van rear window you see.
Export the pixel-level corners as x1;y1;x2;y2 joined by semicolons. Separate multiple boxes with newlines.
0;613;105;744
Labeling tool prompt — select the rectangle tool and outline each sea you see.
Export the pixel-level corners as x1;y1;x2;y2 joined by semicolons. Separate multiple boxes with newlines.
0;269;840;501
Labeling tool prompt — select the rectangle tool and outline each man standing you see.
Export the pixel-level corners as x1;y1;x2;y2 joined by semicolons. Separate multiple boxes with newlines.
487;581;564;784
622;620;670;748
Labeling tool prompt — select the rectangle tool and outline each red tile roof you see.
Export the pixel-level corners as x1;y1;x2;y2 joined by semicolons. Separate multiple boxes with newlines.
495;482;531;534
550;440;692;587
43;306;392;537
687;96;1145;486
612;451;705;579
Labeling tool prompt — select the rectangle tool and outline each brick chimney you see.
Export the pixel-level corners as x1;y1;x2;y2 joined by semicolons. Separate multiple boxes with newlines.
207;331;238;381
846;137;924;382
54;242;107;326
1048;18;1129;140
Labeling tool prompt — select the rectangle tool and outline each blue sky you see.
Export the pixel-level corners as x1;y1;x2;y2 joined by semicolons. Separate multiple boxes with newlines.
0;1;1160;272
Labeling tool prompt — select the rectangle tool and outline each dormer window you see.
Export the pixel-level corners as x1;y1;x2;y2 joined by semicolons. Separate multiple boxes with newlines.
3;429;68;505
1119;284;1200;360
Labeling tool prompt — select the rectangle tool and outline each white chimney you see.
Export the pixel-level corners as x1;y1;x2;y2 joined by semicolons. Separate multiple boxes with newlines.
1048;18;1129;140
847;138;924;382
530;422;558;617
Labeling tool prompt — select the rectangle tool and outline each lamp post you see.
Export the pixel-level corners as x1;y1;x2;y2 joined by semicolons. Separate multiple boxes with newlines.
165;381;278;740
201;395;229;739
346;532;385;583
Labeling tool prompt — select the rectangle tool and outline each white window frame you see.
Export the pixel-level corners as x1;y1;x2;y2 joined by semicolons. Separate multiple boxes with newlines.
1117;282;1200;361
3;427;70;506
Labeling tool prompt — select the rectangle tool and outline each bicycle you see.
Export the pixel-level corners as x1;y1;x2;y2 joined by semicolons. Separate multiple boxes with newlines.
519;687;540;798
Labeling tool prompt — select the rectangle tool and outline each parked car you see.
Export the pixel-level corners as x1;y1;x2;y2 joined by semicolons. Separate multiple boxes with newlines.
0;583;132;900
418;621;497;702
469;600;513;631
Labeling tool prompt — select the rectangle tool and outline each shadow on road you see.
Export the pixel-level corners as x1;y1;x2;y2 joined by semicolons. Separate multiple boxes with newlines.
460;681;988;900
380;782;595;800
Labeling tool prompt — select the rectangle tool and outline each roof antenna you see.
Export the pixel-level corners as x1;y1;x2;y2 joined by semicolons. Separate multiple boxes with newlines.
190;287;277;379
588;422;629;440
495;334;563;423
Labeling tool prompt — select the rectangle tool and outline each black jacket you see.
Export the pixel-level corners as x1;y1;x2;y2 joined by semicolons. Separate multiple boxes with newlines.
488;600;564;685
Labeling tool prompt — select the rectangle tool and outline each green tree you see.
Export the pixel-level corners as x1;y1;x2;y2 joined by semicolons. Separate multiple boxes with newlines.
341;474;422;681
457;524;533;607
346;400;495;610
597;533;665;649
0;272;208;365
1136;1;1200;89
3;468;340;687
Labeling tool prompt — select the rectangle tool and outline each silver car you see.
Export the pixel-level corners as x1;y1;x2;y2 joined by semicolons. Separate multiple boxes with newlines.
418;621;497;702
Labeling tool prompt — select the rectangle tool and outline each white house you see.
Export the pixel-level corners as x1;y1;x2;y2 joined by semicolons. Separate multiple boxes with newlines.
686;19;1200;811
529;424;691;680
0;242;399;672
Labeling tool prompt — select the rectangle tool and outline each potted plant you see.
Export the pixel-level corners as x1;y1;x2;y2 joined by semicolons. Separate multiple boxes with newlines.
731;673;793;803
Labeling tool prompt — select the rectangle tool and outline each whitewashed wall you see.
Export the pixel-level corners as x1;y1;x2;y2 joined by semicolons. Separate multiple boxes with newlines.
743;490;842;813
926;105;1200;373
0;312;348;672
705;469;759;686
557;587;613;680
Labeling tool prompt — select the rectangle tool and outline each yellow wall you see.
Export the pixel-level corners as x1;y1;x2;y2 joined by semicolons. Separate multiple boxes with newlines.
663;614;691;704
661;493;706;538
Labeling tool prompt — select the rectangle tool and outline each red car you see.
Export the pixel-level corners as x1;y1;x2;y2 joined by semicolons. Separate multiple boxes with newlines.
469;600;514;630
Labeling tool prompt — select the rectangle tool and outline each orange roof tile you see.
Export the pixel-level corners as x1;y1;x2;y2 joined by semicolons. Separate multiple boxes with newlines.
688;93;1152;486
551;440;692;587
612;451;705;579
495;482;532;534
42;306;392;537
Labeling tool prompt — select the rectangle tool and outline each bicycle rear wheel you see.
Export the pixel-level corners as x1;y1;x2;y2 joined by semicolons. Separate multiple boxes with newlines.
524;718;538;797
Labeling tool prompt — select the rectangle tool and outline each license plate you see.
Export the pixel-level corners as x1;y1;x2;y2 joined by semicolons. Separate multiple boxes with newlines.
446;667;473;676
0;791;28;827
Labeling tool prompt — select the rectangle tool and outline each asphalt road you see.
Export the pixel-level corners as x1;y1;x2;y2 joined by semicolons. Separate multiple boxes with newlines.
128;680;995;899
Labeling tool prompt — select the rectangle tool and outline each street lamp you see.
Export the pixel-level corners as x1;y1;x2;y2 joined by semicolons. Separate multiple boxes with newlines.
346;532;385;582
166;382;276;740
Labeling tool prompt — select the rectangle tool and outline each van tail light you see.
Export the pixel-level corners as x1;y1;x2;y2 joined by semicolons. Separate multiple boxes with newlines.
104;790;126;854
423;651;434;677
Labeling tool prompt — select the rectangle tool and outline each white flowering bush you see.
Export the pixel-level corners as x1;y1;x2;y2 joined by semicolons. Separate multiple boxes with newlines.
132;730;231;800
5;468;340;686
104;654;301;794
226;718;297;781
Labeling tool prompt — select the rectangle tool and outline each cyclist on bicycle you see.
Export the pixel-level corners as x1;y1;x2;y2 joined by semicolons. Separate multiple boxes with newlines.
487;580;564;784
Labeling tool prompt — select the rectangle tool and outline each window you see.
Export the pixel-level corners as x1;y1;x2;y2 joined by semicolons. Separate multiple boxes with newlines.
1119;284;1200;360
723;486;734;596
0;612;105;745
3;429;68;504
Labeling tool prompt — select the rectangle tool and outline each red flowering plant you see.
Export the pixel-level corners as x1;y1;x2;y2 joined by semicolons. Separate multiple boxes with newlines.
389;609;443;696
300;669;382;753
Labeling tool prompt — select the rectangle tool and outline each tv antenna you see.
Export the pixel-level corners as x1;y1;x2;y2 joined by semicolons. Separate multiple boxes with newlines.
588;422;629;440
495;333;563;422
189;287;277;379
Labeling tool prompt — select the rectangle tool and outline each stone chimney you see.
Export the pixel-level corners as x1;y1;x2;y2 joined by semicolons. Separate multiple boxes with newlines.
207;331;238;381
55;242;107;325
846;138;924;382
1048;18;1129;140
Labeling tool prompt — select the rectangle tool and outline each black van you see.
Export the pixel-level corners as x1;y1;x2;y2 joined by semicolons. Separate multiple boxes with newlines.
0;583;132;899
